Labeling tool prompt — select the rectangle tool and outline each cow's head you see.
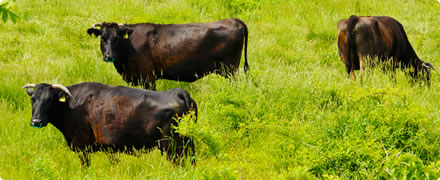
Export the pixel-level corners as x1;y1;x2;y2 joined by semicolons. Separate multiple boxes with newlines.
410;60;436;85
23;84;72;128
87;23;133;63
422;61;435;85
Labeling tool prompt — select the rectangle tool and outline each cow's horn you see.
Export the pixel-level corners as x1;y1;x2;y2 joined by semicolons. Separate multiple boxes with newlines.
93;23;102;28
23;84;36;89
423;63;437;72
52;84;72;97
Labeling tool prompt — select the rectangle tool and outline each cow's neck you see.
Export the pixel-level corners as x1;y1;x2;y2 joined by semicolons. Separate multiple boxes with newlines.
405;45;421;65
48;101;67;132
113;41;136;75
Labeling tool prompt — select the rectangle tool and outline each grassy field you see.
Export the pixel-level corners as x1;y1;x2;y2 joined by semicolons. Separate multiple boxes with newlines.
1;0;440;179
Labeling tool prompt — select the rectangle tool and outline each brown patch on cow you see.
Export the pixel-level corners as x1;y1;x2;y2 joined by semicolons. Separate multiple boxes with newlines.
211;42;226;54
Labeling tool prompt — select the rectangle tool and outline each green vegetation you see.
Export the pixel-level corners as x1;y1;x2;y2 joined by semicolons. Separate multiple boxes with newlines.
1;0;440;179
0;0;19;23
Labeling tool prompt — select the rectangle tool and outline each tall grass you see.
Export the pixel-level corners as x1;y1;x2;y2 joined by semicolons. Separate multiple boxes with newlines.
0;0;439;179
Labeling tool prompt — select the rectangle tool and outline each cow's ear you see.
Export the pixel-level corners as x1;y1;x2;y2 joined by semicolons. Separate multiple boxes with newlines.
56;91;70;103
119;28;133;39
87;28;101;37
59;96;66;102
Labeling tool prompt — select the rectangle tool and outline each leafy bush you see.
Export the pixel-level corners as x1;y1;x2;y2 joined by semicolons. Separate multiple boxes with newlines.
1;0;440;179
0;0;19;23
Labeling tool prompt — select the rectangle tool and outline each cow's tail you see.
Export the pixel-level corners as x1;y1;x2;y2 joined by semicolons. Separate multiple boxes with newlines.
346;15;359;74
176;88;198;122
233;18;249;74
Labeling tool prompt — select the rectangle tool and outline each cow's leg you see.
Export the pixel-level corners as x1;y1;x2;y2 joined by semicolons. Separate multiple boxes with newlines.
359;56;365;85
390;57;398;84
346;65;351;79
149;81;156;91
143;80;156;91
159;137;176;162
157;117;194;165
183;136;196;165
346;60;355;80
158;123;179;163
425;67;431;87
159;133;193;165
78;151;90;167
216;63;235;79
166;133;195;165
348;66;356;80
218;55;241;79
349;68;355;80
225;66;237;80
166;134;195;165
171;134;184;164
158;139;169;156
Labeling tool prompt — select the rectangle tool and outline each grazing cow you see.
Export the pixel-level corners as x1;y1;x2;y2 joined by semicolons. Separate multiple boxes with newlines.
87;18;249;90
337;15;435;85
23;82;197;166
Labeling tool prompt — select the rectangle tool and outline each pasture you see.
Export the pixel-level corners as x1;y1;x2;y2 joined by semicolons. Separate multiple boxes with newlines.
1;0;440;179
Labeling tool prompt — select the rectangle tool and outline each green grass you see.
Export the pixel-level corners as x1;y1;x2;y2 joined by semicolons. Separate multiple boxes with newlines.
1;0;440;179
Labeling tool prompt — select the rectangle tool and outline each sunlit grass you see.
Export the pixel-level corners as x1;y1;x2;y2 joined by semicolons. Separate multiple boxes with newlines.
0;0;439;178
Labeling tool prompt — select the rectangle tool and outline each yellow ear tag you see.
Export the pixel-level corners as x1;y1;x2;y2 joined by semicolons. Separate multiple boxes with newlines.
59;96;66;102
92;33;96;38
123;33;129;39
410;66;414;72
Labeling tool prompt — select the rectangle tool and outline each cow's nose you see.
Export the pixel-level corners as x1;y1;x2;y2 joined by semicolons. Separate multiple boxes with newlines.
104;56;115;63
30;119;42;128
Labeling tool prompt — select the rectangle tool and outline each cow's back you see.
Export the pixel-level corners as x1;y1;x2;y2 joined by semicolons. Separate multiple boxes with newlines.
143;18;246;81
375;16;419;64
336;15;429;83
338;16;399;65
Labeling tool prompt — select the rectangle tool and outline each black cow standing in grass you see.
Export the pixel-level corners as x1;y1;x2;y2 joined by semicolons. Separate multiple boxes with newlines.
23;82;197;166
337;15;435;85
87;18;249;90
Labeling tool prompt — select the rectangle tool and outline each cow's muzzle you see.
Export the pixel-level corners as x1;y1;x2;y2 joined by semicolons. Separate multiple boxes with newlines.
30;119;43;128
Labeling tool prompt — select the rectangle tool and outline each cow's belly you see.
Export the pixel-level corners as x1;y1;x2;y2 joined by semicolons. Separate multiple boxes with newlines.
160;58;219;82
94;125;161;150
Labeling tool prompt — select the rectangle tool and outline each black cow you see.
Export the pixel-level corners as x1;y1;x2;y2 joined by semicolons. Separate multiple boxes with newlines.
337;15;435;85
87;18;249;90
23;82;197;166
